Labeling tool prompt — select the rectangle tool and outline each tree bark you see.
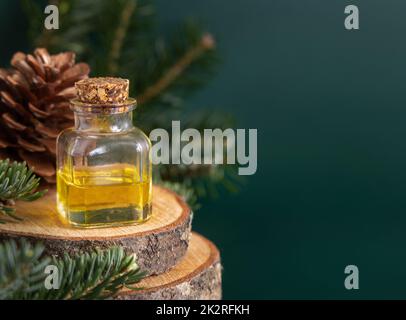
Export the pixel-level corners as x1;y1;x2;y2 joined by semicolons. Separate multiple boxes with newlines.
116;233;222;300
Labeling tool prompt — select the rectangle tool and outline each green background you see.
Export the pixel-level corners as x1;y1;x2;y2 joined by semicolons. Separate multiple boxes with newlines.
2;0;406;299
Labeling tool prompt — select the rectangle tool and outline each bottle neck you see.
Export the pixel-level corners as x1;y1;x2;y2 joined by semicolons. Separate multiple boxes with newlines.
74;110;134;133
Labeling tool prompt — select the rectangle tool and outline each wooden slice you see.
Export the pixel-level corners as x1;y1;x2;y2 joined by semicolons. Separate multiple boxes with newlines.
117;232;222;300
0;185;192;275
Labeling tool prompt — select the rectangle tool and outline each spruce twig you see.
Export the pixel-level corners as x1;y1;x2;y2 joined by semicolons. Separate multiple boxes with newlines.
154;173;200;210
108;0;137;74
136;33;216;106
0;159;46;223
0;239;145;300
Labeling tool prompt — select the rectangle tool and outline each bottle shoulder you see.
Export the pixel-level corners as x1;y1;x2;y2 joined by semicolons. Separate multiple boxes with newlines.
58;127;149;139
128;126;151;146
57;127;151;157
57;128;76;144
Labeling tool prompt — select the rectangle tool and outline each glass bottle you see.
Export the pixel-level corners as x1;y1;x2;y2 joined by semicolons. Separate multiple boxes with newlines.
56;77;152;228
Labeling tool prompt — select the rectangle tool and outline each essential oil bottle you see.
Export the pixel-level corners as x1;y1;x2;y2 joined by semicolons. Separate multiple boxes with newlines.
56;77;152;228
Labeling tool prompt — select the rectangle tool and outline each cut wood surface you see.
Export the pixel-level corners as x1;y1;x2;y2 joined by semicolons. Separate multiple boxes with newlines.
0;185;192;275
117;232;222;300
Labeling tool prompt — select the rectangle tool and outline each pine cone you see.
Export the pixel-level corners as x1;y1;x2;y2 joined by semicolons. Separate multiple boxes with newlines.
0;48;90;183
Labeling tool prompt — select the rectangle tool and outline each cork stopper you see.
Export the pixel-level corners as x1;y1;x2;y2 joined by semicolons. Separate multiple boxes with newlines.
75;77;129;105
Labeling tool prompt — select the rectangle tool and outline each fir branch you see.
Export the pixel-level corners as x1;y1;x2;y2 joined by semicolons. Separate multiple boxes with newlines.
0;159;46;223
0;239;50;300
160;164;243;200
154;172;200;210
136;33;215;106
0;239;145;300
21;0;106;54
152;110;243;200
108;0;137;74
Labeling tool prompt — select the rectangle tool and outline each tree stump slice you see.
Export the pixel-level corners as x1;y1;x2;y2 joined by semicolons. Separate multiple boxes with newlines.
117;232;222;300
0;185;192;276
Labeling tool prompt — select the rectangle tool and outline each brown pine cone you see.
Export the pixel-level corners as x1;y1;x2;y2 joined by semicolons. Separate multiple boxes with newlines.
0;48;90;183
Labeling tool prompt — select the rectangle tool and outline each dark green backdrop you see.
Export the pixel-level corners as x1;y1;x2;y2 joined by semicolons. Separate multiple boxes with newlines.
2;0;406;299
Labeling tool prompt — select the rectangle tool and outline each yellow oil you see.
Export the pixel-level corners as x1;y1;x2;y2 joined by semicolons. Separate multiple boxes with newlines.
57;163;151;227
